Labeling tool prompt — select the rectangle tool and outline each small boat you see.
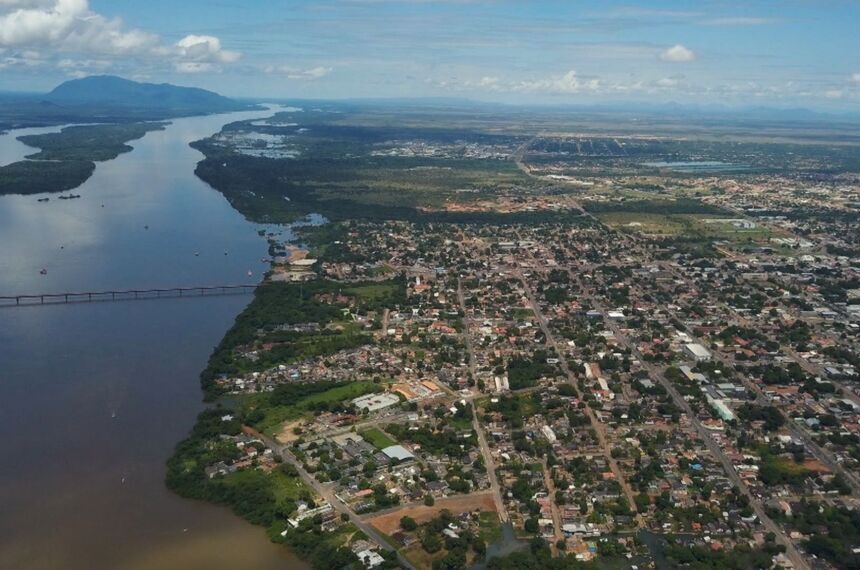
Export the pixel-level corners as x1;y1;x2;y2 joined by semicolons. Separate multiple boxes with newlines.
144;225;149;230
37;197;49;203
247;270;253;277
58;194;81;200
194;251;200;257
39;268;47;275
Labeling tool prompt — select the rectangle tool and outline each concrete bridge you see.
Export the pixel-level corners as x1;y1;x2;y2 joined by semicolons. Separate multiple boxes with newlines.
0;284;257;307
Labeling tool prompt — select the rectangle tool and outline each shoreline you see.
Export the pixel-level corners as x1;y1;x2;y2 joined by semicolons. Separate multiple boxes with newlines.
164;216;377;570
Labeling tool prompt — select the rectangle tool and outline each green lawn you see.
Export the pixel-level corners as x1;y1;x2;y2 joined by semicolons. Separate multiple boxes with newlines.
343;282;401;301
270;468;308;502
510;308;535;320
360;427;396;449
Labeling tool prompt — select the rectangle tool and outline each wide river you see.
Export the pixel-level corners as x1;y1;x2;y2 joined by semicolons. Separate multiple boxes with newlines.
0;111;309;569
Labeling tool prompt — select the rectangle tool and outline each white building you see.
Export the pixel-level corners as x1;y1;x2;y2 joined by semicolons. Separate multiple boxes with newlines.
684;343;711;362
357;549;385;568
352;392;400;412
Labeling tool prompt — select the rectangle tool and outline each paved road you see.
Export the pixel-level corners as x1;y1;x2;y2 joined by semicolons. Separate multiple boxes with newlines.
541;458;565;551
654;261;860;500
518;273;643;528
260;433;416;570
458;277;509;523
578;280;810;570
511;141;811;568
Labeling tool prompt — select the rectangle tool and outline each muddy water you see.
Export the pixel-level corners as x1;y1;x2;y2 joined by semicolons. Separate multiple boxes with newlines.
0;110;309;569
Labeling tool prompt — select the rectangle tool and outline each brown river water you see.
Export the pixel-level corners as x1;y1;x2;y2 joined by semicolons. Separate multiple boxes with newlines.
0;110;309;569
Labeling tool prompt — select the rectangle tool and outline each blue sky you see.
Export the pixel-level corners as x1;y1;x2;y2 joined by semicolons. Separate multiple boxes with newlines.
1;1;858;109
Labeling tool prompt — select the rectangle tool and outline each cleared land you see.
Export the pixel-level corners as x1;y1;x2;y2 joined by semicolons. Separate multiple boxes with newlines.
365;491;497;535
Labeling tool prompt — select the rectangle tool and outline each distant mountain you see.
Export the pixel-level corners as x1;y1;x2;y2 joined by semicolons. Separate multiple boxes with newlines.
45;75;250;114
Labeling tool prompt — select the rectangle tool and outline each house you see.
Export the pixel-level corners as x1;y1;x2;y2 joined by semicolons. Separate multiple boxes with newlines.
356;549;385;568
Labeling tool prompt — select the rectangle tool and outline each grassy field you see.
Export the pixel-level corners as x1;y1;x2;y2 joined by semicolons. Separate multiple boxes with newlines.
402;543;446;569
510;308;535;320
270;467;308;503
343;282;402;302
477;511;502;543
597;212;776;242
360;427;396;449
248;381;382;435
222;466;309;504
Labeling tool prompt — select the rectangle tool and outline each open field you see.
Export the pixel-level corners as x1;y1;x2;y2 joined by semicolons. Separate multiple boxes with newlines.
402;543;446;569
596;212;777;241
359;427;396;449
365;491;497;535
274;419;305;444
249;381;381;435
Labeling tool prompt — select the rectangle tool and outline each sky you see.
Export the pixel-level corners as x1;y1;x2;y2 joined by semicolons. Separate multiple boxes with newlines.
0;0;858;110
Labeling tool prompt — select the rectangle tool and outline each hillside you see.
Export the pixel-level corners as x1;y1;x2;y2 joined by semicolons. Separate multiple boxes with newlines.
45;75;250;114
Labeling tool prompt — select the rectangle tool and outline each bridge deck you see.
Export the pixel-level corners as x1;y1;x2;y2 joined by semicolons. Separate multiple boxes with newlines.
0;285;258;307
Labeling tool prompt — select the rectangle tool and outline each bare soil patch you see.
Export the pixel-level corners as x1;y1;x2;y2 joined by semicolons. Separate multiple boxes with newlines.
366;492;496;535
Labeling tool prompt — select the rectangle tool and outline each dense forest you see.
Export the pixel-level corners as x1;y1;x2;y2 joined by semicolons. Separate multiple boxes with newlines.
0;160;94;196
0;122;165;196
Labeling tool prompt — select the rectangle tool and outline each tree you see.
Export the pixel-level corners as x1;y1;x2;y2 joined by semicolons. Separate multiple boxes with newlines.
400;516;418;531
421;530;442;553
424;494;435;506
634;492;651;513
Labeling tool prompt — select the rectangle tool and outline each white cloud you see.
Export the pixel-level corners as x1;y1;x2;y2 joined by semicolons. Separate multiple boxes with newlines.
0;0;158;54
659;44;696;62
57;57;109;73
264;65;332;80
852;73;860;83
0;48;43;68
175;35;240;64
174;61;217;74
455;70;601;95
513;70;600;94
0;0;240;74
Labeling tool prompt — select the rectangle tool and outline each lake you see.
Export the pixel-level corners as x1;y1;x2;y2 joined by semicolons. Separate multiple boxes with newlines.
0;110;310;569
641;160;753;173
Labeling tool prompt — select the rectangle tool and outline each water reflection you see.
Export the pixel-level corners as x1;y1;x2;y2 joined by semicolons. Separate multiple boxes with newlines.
0;108;309;570
0;124;69;167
